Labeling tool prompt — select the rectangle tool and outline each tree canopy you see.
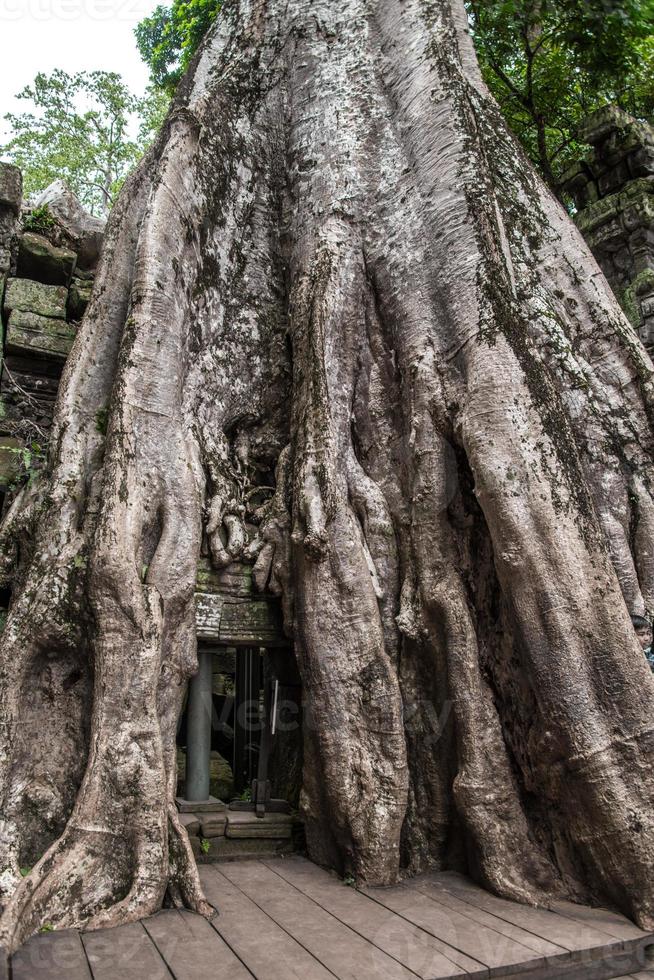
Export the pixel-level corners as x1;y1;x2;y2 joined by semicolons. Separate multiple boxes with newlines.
135;0;654;195
135;0;222;94
465;0;654;193
1;71;167;215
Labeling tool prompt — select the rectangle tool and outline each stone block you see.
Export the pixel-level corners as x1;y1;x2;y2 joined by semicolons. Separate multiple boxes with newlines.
189;835;202;856
629;146;654;178
5;310;76;364
0;436;20;488
579;105;633;147
195;560;286;645
179;813;201;836
67;278;92;320
176;795;225;814
640;297;654;319
196;836;293;862
3;278;67;320
17;233;76;287
598;162;630;197
225;810;293;840
200;812;227;838
0;163;22;214
30;181;105;269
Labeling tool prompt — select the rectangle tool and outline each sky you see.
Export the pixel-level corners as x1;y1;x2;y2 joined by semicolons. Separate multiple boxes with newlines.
0;0;159;141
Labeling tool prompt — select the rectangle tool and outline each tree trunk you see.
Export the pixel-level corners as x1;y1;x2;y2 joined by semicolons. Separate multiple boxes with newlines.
1;0;654;951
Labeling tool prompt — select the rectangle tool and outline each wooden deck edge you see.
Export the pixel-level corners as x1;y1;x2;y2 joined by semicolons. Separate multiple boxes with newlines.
489;935;654;980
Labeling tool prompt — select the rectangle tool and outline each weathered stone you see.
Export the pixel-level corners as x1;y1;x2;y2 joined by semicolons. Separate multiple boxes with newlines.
0;163;22;214
195;559;285;646
175;795;224;813
5;310;76;365
0;436;21;488
30;181;105;269
196;836;294;862
200;812;227;838
18;233;76;287
3;278;67;320
71;267;94;282
179;813;201;836
67;278;93;321
188;835;202;856
225;810;293;839
578;105;632;146
565;109;654;351
0;166;21;283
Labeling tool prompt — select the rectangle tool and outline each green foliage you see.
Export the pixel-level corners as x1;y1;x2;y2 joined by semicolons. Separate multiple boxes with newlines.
136;0;221;93
23;204;56;236
343;873;356;887
19;866;30;877
199;837;211;854
466;0;654;192
9;441;46;488
1;70;166;215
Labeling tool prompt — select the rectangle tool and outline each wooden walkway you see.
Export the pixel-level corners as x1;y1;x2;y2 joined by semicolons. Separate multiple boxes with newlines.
8;856;654;980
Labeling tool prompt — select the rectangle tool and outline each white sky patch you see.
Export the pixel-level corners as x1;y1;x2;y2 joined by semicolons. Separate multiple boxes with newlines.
0;0;159;142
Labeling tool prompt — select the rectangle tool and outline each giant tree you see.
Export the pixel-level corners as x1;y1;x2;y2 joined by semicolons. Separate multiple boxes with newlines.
1;0;654;953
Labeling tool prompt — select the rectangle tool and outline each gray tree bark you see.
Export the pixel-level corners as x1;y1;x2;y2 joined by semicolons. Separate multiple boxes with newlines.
1;0;654;951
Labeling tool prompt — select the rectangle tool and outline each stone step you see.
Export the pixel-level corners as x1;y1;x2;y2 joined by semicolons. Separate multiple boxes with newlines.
200;810;227;839
226;810;294;840
191;835;294;862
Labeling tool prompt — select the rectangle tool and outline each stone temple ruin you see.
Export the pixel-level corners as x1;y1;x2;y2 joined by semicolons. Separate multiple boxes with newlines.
1;104;653;864
562;105;654;352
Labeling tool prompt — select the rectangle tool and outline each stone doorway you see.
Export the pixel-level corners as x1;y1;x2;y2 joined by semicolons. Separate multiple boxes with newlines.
174;559;303;858
176;644;302;809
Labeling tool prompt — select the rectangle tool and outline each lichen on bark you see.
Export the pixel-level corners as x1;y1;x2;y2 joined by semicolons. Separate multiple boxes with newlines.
0;0;654;952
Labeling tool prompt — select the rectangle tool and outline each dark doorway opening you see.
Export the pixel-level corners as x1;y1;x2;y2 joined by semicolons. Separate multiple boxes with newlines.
176;645;302;812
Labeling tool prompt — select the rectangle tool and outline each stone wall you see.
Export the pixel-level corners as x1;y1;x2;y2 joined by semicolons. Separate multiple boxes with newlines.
0;166;104;490
561;106;654;351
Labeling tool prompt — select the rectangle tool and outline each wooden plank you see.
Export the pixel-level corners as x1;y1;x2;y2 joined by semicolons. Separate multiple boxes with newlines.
219;859;423;980
548;899;649;942
143;908;253;980
362;879;549;975
412;875;567;958
12;929;91;980
200;865;335;980
431;872;625;953
82;921;171;980
265;856;486;979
